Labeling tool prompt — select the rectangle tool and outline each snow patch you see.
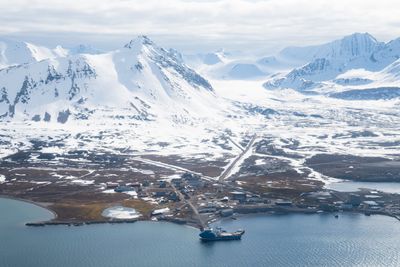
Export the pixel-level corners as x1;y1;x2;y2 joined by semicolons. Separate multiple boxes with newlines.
102;189;116;194
152;207;170;215
123;191;138;198
71;179;94;185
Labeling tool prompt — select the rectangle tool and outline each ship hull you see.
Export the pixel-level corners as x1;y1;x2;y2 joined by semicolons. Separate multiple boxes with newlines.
200;230;245;242
200;235;242;242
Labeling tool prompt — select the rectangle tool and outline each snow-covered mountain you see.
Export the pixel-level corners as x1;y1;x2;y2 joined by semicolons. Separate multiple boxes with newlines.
264;33;400;92
183;50;228;68
369;38;400;66
264;56;400;101
0;38;67;69
2;32;399;125
256;56;294;72
280;33;380;64
381;58;400;81
183;50;268;80
0;36;218;123
200;61;267;80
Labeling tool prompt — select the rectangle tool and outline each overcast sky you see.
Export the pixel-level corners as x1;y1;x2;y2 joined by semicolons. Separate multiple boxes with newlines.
1;0;400;55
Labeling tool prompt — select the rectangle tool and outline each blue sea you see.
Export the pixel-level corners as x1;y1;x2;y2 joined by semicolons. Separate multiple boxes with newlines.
1;197;399;267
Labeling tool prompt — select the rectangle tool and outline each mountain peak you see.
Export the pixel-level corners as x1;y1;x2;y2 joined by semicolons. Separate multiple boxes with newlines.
331;32;380;59
341;32;378;44
124;35;154;49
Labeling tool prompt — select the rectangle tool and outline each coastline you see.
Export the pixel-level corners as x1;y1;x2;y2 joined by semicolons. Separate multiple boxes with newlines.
1;195;399;229
0;195;202;228
3;196;400;267
0;194;58;220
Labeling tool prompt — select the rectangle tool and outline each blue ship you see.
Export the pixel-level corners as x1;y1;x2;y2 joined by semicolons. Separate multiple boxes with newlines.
199;227;245;241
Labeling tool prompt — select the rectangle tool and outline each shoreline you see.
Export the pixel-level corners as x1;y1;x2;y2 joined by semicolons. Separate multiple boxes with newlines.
0;194;58;220
0;195;203;228
1;195;399;229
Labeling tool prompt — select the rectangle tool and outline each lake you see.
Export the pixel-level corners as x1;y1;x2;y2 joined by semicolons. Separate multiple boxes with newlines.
326;180;400;194
1;197;400;267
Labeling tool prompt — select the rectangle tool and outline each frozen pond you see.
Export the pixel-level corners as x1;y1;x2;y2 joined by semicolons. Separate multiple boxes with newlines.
101;206;141;219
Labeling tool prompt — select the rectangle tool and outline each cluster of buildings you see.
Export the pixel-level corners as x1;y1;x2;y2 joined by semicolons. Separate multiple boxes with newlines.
104;171;400;225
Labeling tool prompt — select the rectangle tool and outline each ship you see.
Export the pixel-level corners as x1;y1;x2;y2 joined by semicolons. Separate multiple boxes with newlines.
199;227;245;241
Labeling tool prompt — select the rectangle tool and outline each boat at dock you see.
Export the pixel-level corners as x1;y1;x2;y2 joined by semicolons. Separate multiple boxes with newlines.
199;227;245;241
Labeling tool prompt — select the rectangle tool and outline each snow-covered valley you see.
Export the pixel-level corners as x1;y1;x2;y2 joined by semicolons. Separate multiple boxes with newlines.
0;34;399;183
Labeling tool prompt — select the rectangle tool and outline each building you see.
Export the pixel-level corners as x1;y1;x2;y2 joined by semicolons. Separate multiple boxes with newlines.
167;192;180;202
220;209;234;217
275;200;292;206
106;182;119;189
221;196;229;202
171;178;183;188
199;207;217;213
127;182;142;192
247;196;264;203
363;200;379;209
159;180;167;188
128;182;141;188
142;180;150;187
204;192;215;199
348;194;362;206
231;191;247;202
319;203;335;212
114;185;134;193
340;203;353;210
182;172;204;188
153;191;167;197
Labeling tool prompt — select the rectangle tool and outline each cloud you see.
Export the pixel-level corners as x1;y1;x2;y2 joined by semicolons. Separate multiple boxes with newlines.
1;0;400;54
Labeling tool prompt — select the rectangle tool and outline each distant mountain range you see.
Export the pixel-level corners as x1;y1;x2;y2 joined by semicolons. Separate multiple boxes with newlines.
183;33;400;86
263;33;400;98
1;32;400;124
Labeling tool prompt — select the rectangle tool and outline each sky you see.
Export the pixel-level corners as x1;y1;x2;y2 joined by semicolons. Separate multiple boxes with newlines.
1;0;400;55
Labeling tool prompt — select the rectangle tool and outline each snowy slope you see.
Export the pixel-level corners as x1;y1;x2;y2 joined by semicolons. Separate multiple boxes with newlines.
201;61;267;80
0;38;67;69
379;58;400;82
183;49;270;80
370;38;400;66
0;36;219;123
226;63;266;79
327;59;400;100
